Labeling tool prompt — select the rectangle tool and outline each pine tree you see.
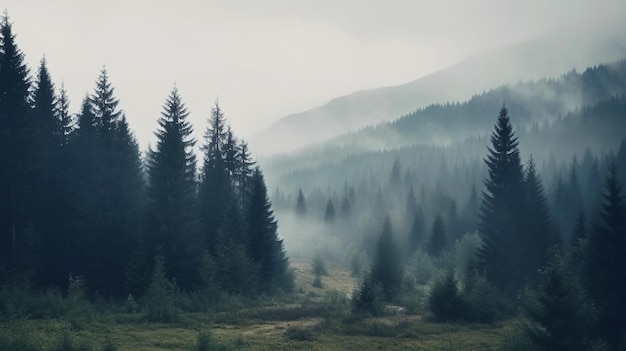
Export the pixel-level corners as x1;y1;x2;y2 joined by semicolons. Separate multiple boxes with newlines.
324;199;336;223
478;105;526;293
0;14;32;271
246;168;291;292
522;157;558;285
146;87;199;288
295;188;307;215
586;161;626;350
80;69;145;295
31;57;67;286
427;214;446;257
234;140;255;213
370;218;403;301
199;101;232;254
526;252;597;351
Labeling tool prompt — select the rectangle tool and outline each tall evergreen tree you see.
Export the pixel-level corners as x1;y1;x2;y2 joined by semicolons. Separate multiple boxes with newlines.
246;168;291;292
199;101;231;254
370;217;403;301
234;140;255;214
295;188;307;216
478;106;526;293
146;87;198;288
427;214;446;257
79;69;145;295
0;14;32;271
522;157;558;285
586;162;626;350
324;199;336;223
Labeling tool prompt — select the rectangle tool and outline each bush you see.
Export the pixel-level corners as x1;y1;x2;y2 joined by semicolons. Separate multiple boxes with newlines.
428;269;463;322
284;326;315;341
460;271;509;323
312;275;323;288
312;254;328;276
194;329;233;351
65;275;95;329
144;254;179;322
407;249;440;285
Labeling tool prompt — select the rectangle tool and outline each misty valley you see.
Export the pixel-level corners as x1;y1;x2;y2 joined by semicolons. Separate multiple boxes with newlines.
2;12;626;351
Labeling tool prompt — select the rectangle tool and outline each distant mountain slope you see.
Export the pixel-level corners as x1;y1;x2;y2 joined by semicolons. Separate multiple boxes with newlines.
262;59;626;180
270;95;626;193
250;20;626;156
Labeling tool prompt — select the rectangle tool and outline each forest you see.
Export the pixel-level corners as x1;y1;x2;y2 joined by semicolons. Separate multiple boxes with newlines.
1;13;626;351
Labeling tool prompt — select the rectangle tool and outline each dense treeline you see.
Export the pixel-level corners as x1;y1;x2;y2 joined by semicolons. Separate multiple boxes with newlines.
274;105;625;349
0;16;292;301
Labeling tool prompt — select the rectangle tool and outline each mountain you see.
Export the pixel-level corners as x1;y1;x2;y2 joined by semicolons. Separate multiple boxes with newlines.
250;19;626;156
261;58;626;184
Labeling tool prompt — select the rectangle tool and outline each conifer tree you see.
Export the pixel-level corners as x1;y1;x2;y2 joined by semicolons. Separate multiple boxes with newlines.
478;105;526;293
522;157;558;285
586;162;626;350
199;101;231;253
526;252;597;351
246;168;291;292
324;199;336;223
234;140;255;213
295;188;307;215
427;214;446;257
370;218;403;301
0;14;32;270
146;87;198;288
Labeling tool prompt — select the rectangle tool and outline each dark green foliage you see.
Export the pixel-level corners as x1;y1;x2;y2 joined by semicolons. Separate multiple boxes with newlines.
0;14;33;272
586;162;626;350
295;188;307;215
194;329;234;351
478;106;528;293
427;214;446;257
145;87;198;289
199;102;232;254
323;199;336;223
312;254;328;276
428;269;463;322
521;157;558;285
460;270;509;323
247;168;292;292
144;254;178;322
526;252;598;351
370;218;403;302
352;275;384;316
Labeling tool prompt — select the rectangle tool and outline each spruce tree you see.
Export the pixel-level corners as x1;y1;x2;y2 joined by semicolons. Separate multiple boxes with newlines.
586;162;626;350
324;199;336;223
234;140;255;213
526;252;597;351
199;101;231;254
83;69;144;295
146;87;199;288
427;214;446;257
370;218;403;301
246;168;291;292
478;105;526;293
295;188;307;215
0;14;32;271
522;157;558;285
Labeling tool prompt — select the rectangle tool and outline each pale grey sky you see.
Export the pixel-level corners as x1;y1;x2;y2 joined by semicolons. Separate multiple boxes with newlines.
3;0;623;151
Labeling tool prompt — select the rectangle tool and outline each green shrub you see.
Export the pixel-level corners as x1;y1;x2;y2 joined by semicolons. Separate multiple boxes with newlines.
428;269;463;322
312;254;328;276
144;254;179;322
284;326;315;341
460;271;509;323
193;330;233;351
64;275;95;329
312;275;323;288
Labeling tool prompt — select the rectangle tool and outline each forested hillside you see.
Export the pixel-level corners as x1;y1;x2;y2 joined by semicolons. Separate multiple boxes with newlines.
0;16;292;304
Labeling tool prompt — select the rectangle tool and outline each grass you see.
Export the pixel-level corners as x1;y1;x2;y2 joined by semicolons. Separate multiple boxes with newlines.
0;261;515;351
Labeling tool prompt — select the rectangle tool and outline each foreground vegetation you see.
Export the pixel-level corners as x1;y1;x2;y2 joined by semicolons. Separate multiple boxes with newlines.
1;263;519;351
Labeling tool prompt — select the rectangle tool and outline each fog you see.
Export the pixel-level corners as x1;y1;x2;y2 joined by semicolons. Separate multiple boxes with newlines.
4;0;624;154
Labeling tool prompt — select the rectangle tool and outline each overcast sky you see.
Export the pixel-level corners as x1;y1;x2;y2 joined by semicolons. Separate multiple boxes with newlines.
3;0;624;151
